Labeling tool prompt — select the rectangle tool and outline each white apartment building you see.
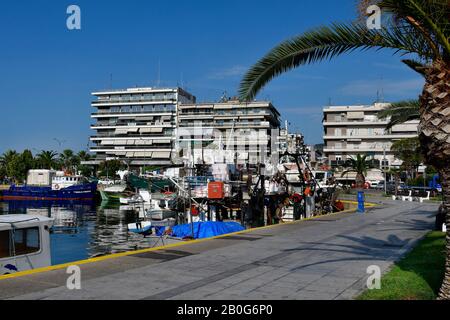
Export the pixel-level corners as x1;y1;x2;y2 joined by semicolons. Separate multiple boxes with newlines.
89;87;196;167
177;100;281;165
323;103;419;169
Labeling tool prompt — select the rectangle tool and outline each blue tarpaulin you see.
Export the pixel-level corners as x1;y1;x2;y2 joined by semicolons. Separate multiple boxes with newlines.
156;221;245;239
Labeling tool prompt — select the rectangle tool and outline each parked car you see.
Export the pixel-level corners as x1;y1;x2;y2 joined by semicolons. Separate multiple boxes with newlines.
376;181;405;192
375;181;386;190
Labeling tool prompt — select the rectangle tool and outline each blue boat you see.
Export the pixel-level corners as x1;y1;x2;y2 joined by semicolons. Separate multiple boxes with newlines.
1;170;97;201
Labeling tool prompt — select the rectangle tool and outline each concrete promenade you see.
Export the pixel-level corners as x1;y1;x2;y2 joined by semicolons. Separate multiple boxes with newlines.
0;199;438;300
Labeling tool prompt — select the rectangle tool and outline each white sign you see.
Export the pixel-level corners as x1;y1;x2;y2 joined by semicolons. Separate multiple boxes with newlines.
66;5;81;30
366;265;381;290
367;5;382;30
66;265;81;290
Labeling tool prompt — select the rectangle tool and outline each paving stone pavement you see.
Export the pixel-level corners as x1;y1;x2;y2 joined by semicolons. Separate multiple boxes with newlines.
0;199;438;300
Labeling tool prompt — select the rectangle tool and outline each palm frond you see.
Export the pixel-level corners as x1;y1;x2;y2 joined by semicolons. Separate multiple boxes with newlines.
378;0;450;56
401;59;429;76
239;22;433;101
377;100;420;129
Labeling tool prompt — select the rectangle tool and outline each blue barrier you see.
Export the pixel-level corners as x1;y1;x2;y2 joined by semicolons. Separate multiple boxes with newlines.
357;191;365;213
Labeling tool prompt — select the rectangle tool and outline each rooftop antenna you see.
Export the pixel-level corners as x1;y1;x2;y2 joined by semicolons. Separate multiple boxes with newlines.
377;75;385;103
220;91;228;102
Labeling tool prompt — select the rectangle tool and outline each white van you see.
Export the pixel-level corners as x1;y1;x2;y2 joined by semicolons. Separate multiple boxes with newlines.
0;215;54;275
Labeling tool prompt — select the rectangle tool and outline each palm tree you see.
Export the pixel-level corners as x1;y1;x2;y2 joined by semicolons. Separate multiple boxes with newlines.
377;100;420;129
341;154;371;188
0;150;17;166
77;151;91;162
0;150;18;181
239;0;450;298
36;150;59;170
59;149;76;174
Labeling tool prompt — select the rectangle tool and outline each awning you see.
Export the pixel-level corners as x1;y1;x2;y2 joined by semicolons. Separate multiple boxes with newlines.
127;128;139;133
151;128;164;133
139;128;153;133
153;139;171;144
126;152;135;157
152;152;171;159
101;140;114;145
347;112;364;119
115;129;128;134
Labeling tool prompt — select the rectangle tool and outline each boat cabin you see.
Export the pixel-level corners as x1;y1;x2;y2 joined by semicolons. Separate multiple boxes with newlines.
51;175;84;191
0;215;54;275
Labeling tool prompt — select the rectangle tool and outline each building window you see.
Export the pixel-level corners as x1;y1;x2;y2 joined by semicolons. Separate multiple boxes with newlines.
121;106;132;113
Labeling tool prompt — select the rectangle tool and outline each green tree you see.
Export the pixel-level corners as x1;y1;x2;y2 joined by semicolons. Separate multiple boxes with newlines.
98;160;126;179
391;137;423;178
239;0;450;298
76;151;93;177
341;154;371;188
36;150;59;170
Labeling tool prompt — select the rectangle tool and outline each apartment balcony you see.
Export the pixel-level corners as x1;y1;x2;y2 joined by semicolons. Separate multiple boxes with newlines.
90;133;174;139
92;97;176;106
90;146;172;152
323;120;389;126
324;147;390;153
90;123;175;129
91;110;175;117
323;133;417;140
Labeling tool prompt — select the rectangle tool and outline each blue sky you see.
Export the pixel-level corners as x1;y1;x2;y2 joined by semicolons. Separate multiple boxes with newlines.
0;0;424;153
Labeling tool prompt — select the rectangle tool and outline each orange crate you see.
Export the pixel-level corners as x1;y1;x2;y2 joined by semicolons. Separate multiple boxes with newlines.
208;182;224;199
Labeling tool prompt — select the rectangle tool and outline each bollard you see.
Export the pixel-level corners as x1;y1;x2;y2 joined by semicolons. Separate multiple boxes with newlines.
357;191;365;213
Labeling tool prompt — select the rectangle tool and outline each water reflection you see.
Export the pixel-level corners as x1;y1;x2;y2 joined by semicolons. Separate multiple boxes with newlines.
0;200;174;265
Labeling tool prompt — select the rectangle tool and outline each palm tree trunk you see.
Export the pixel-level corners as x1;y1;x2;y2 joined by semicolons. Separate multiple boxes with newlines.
438;167;450;299
418;60;450;300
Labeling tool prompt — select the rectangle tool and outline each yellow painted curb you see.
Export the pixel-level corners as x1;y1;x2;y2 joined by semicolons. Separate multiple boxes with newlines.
0;200;377;281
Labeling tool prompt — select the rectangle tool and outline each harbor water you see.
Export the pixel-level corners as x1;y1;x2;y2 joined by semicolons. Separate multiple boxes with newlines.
0;200;172;265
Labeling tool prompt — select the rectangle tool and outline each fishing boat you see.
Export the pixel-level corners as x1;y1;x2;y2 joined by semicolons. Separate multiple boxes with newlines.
99;184;128;202
120;190;151;205
145;198;178;221
2;170;97;201
127;218;176;235
0;214;54;275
